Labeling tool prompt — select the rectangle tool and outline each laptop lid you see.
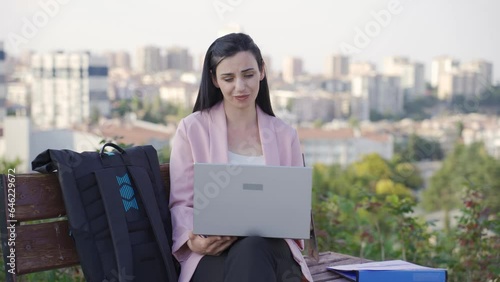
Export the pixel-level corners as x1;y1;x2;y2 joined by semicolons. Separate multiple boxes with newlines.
193;163;312;239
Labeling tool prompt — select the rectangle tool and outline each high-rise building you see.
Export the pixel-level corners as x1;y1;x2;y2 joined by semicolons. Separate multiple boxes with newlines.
431;56;460;88
462;60;493;88
437;60;493;100
31;51;110;129
384;56;409;76
375;75;403;114
163;47;193;72
105;51;131;70
351;74;403;119
136;46;162;74
401;62;425;101
0;41;6;123
384;56;425;101
282;56;303;84
325;54;349;78
349;61;376;76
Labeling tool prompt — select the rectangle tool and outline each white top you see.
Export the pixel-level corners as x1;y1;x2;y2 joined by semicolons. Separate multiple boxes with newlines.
228;151;265;165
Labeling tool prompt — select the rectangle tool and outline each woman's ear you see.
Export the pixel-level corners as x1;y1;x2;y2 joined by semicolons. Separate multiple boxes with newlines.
211;70;220;88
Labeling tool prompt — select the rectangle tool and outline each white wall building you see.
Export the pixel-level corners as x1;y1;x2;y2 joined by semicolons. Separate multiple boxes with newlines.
282;56;303;84
351;74;403;118
325;54;349;78
2;116;103;172
159;82;197;109
0;41;6;123
401;62;426;101
431;56;460;88
30;52;110;129
349;61;376;76
299;128;393;167
384;56;409;76
437;60;493;101
462;60;493;91
136;46;162;74
384;56;425;101
7;82;30;116
105;51;131;70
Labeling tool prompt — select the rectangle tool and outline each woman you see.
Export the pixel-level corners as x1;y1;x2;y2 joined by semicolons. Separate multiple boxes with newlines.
169;33;313;282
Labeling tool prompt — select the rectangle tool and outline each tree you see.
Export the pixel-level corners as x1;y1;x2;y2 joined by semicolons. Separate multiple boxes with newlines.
396;134;444;162
421;142;500;230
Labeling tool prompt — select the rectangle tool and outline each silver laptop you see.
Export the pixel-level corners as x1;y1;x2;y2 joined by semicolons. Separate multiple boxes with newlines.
193;163;312;239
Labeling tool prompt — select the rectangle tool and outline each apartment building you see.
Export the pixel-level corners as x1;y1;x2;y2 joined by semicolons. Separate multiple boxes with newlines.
30;51;110;129
299;127;393;167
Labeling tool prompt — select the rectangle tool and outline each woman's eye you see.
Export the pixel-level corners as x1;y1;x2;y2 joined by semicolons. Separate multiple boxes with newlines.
223;78;233;82
244;74;254;78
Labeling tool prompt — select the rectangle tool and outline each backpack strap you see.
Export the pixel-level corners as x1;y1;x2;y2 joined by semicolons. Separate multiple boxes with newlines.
95;170;135;281
128;166;178;281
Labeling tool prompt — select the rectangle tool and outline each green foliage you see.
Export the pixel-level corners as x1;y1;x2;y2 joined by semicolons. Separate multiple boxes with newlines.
451;86;500;114
369;110;400;122
395;133;444;162
0;157;22;174
312;147;500;281
158;145;172;164
421;142;500;215
403;95;439;120
447;188;500;281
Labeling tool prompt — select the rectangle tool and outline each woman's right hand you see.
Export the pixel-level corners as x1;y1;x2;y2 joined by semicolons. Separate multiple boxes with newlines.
187;231;238;256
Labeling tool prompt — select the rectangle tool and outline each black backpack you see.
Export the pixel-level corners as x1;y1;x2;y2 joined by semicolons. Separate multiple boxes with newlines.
31;143;178;282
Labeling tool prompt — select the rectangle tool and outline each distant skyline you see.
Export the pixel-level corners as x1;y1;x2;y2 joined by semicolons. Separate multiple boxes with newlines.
1;0;499;82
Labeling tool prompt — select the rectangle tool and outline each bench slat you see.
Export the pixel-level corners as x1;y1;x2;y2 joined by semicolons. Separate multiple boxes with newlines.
15;220;79;274
12;173;66;222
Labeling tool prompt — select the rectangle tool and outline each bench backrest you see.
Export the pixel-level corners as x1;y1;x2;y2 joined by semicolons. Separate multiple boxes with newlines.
0;164;171;281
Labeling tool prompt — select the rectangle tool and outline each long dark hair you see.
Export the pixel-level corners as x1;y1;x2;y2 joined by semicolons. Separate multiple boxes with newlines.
192;33;274;116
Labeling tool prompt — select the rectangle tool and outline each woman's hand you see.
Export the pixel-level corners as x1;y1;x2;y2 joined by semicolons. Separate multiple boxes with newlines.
187;231;238;256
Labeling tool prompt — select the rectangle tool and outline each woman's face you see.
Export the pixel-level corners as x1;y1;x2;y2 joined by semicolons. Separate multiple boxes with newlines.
212;51;265;112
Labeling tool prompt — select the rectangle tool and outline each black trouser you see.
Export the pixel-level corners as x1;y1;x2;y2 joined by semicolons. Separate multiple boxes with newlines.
191;236;302;282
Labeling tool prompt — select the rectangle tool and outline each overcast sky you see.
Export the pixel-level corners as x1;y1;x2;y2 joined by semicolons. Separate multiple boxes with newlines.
1;0;498;82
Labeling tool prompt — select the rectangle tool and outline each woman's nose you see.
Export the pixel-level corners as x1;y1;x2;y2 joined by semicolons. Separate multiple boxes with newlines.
235;78;245;91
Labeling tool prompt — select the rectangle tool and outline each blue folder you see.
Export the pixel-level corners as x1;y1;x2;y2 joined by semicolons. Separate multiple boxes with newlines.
328;260;447;282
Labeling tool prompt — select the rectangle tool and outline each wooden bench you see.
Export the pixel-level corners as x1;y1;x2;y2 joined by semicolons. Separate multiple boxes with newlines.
0;164;368;281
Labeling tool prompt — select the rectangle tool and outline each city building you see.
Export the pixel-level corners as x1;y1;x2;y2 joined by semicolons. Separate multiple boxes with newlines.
400;62;425;101
136;46;162;74
431;56;460;88
163;47;193;72
384;56;425;101
7;81;30;116
105;51;131;70
159;81;197;109
324;54;349;78
298;127;393;167
349;61;376;76
351;73;403;118
437;60;493;101
30;51;110;129
462;60;493;91
0;41;6;123
2;116;103;172
384;56;409;75
282;56;303;84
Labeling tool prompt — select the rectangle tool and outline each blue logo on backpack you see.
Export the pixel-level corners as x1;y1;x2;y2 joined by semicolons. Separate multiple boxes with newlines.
116;173;139;211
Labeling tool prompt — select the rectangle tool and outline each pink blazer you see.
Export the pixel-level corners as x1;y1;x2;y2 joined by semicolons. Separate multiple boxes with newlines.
169;102;313;282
